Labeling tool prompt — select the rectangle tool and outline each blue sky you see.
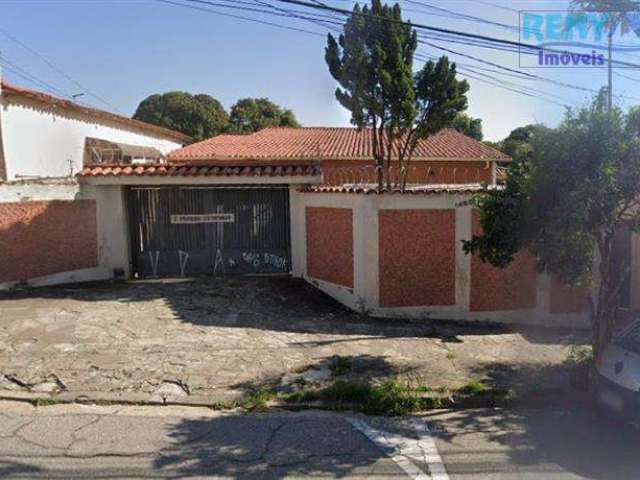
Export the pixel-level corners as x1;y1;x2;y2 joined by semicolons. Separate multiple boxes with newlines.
2;0;640;141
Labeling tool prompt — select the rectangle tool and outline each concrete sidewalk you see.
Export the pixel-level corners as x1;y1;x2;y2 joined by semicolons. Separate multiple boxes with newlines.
0;278;589;406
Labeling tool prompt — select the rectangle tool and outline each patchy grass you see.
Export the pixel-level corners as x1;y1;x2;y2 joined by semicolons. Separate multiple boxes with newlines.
366;381;422;416
330;356;352;376
453;380;515;408
565;345;593;391
319;380;372;405
457;380;490;396
565;345;593;367
315;380;421;416
31;397;65;407
288;380;433;416
284;377;516;416
241;389;275;412
413;385;432;394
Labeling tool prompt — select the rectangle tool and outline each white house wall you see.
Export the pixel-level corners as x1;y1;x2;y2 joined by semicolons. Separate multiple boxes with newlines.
0;97;183;182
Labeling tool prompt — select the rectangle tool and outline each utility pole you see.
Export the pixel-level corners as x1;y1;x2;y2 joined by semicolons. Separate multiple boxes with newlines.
608;27;613;111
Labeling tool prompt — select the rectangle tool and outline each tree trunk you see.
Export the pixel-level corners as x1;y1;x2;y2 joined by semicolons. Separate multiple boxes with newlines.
375;161;383;191
371;118;384;191
592;233;618;364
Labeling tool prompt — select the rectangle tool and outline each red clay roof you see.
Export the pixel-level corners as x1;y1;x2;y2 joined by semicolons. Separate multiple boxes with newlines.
78;162;320;178
1;81;191;144
168;127;510;162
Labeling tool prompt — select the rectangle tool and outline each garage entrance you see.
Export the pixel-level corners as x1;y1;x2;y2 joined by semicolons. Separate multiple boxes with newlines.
128;186;290;277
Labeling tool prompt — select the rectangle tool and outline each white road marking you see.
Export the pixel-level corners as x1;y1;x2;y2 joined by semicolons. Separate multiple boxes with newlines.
409;418;450;480
347;417;430;479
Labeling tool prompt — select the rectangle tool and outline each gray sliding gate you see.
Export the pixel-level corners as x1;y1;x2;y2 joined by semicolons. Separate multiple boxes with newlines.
128;186;291;277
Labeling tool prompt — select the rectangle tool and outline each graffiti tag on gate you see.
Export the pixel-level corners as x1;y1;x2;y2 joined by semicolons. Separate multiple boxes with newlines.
242;252;288;270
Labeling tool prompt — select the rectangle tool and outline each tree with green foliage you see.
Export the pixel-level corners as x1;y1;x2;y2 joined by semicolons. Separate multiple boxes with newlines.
499;124;544;163
463;94;640;361
229;97;300;133
325;0;469;190
133;92;229;142
451;113;483;141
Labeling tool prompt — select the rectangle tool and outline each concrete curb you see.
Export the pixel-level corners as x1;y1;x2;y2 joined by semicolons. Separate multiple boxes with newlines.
0;389;243;409
0;386;591;412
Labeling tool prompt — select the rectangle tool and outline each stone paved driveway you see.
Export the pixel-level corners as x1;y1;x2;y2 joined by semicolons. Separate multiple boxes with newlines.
0;277;588;404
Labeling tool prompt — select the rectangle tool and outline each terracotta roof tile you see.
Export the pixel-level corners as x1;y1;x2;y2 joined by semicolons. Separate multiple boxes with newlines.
168;127;510;162
78;162;321;178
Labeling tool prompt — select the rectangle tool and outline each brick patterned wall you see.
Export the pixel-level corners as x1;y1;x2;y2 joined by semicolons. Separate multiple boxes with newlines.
321;160;493;185
549;276;590;314
379;209;456;307
306;207;354;288
470;211;537;312
0;200;98;283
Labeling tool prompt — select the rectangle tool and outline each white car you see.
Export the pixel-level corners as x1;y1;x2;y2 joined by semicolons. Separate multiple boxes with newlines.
596;320;640;420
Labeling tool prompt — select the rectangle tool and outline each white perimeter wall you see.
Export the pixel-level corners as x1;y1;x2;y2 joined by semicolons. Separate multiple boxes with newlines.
0;97;183;181
290;188;593;328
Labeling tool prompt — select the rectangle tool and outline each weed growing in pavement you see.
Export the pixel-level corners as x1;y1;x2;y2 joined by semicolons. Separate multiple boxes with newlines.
565;345;593;367
321;380;420;415
283;378;516;415
457;380;490;396
31;397;65;407
242;389;275;412
330;356;352;376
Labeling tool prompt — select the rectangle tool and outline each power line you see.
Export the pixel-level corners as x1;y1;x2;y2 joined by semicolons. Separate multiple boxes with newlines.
182;0;344;26
157;0;328;36
401;0;521;33
414;51;576;108
1;57;72;98
469;0;519;13
265;0;640;102
615;71;640;83
158;0;611;107
0;27;121;112
267;1;616;98
273;0;640;68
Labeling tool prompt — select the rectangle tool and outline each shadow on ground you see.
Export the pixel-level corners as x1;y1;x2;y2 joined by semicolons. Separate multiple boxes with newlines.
151;413;395;478
0;276;591;402
0;461;43;478
230;353;415;397
425;405;640;480
0;276;585;343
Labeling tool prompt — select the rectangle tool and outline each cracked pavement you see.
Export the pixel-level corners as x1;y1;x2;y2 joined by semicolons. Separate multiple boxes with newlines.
0;277;588;404
0;402;410;479
0;401;639;479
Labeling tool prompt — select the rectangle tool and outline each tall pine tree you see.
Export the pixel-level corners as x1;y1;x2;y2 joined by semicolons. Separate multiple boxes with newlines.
325;0;469;189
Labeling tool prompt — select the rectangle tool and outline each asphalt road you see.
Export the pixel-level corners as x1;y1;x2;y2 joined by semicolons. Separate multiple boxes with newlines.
0;401;638;479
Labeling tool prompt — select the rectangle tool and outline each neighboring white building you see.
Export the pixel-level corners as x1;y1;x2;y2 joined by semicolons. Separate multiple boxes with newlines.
0;80;190;289
0;80;190;182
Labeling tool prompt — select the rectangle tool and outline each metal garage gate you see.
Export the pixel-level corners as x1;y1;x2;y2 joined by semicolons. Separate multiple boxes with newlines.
128;187;291;277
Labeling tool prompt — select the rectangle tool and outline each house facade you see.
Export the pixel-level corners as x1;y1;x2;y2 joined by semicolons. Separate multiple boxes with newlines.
1;89;634;328
78;126;504;283
0;81;190;288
